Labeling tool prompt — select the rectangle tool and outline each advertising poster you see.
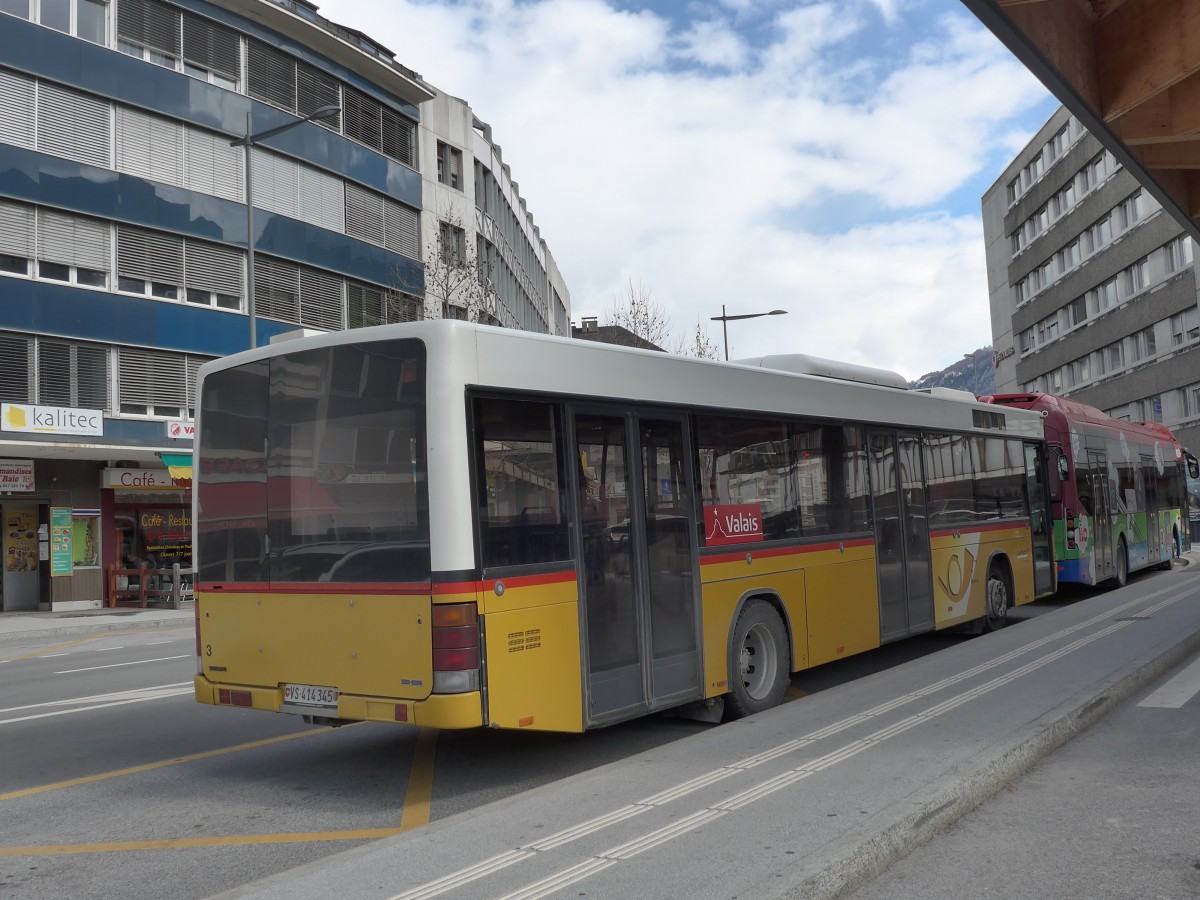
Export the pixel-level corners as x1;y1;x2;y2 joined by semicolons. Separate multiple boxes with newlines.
50;507;73;576
72;515;99;567
4;508;38;573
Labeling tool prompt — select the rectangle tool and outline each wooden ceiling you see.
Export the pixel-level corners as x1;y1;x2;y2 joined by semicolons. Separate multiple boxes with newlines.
962;0;1200;242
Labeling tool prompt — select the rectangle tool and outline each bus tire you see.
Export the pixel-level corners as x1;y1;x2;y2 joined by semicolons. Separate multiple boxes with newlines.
1112;536;1128;589
982;564;1010;633
725;599;789;720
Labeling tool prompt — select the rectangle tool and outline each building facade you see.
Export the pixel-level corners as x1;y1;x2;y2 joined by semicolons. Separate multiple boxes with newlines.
984;106;1200;454
0;0;570;611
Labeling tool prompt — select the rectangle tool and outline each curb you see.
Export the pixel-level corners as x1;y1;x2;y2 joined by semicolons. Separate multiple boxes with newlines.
748;615;1200;900
0;616;192;645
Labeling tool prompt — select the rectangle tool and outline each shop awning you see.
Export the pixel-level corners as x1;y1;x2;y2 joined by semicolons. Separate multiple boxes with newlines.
160;453;193;484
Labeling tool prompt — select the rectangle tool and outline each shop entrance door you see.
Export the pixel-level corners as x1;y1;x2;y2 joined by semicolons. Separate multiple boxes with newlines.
2;504;41;610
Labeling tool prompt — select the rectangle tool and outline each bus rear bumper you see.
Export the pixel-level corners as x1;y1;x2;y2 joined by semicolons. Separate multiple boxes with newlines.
193;676;484;728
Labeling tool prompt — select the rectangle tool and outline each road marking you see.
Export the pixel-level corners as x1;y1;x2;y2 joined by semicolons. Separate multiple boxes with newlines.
0;728;336;802
784;685;808;702
1137;654;1200;708
0;683;194;726
0;634;108;663
399;727;438;832
0;828;405;857
54;655;190;674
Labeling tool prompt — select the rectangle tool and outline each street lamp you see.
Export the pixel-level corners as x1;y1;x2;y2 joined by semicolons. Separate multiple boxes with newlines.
231;104;341;349
710;305;788;361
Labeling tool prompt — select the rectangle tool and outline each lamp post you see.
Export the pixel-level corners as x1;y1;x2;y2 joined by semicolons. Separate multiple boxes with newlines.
231;104;341;349
710;305;788;361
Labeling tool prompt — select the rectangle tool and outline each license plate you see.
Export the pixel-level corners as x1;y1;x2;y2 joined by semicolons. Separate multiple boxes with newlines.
283;683;339;709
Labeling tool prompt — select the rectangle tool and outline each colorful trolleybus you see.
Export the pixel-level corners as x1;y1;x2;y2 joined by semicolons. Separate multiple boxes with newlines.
985;393;1196;587
193;322;1055;732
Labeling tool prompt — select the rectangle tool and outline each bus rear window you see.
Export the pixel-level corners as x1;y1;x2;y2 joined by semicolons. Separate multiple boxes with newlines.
197;339;430;585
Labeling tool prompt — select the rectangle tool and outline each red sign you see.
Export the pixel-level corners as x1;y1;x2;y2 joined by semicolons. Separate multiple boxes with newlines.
704;504;764;546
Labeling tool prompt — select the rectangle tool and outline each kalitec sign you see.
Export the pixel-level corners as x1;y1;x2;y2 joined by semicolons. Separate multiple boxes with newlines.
2;403;104;436
704;504;764;546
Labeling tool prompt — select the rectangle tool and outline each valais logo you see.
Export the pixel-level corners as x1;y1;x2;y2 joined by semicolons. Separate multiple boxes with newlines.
704;504;764;546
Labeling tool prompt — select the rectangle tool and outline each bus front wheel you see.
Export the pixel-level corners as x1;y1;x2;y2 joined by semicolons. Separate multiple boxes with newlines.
725;599;789;720
982;565;1010;633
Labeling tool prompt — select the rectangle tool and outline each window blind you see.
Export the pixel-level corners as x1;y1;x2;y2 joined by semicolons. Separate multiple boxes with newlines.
37;82;111;168
115;106;184;185
117;226;184;285
345;183;385;246
181;10;240;81
0;199;35;259
119;346;187;407
0;68;35;149
117;0;181;57
184;127;243;202
37;209;111;271
254;256;300;324
0;332;33;404
185;240;243;298
298;267;343;330
247;40;297;113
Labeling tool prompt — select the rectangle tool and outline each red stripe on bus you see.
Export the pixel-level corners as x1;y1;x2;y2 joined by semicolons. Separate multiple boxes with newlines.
197;581;433;595
701;537;874;567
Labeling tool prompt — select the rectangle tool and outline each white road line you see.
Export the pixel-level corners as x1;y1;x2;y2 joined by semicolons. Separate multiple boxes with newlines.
0;682;193;716
1137;654;1200;708
0;689;194;725
54;655;190;674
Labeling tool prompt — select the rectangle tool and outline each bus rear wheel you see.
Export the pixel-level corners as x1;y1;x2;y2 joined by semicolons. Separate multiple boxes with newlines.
982;566;1010;633
725;599;789;720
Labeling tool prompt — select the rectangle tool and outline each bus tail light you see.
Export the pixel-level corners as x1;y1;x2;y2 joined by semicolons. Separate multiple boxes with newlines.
1066;507;1077;550
432;603;480;694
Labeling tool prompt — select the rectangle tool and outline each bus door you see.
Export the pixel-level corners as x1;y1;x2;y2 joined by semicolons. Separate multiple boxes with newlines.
868;430;933;641
1024;443;1055;596
1087;449;1113;581
571;408;701;725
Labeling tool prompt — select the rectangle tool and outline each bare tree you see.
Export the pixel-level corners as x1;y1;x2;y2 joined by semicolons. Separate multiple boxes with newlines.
683;320;721;360
388;209;499;326
603;280;721;358
604;279;674;349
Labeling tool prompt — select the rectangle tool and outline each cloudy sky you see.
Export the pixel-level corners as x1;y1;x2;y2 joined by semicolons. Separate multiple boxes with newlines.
318;0;1056;380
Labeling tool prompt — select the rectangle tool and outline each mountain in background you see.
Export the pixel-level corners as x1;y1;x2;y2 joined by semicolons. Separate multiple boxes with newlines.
909;347;996;395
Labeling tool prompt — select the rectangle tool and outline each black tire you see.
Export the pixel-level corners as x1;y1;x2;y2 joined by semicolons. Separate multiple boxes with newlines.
725;599;789;720
1112;536;1128;588
982;565;1010;633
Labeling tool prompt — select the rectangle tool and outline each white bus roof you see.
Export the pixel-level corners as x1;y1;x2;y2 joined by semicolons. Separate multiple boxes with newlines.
199;322;1044;439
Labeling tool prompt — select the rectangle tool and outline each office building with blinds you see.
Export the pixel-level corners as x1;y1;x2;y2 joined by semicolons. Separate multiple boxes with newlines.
984;105;1200;455
0;0;572;611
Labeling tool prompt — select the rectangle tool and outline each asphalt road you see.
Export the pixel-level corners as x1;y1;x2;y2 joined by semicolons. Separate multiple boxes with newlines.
0;595;1071;900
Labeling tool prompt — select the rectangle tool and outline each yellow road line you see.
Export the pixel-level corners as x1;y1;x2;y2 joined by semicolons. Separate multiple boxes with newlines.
399;727;438;831
0;829;404;857
784;685;809;701
0;729;333;802
1;634;107;663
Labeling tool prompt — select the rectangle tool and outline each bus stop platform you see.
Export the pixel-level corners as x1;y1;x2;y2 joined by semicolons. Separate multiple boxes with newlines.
213;554;1200;900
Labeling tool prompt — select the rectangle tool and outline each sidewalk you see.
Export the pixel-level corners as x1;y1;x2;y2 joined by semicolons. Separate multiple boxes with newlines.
0;604;193;644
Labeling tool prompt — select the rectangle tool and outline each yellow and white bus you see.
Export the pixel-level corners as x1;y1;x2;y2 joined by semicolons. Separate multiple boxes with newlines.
193;321;1055;732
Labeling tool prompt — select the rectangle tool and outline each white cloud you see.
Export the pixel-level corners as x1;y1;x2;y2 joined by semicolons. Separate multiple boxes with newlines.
318;0;1050;379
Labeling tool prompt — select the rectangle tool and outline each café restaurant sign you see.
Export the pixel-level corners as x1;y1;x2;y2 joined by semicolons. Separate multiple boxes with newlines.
2;403;104;436
101;468;185;490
